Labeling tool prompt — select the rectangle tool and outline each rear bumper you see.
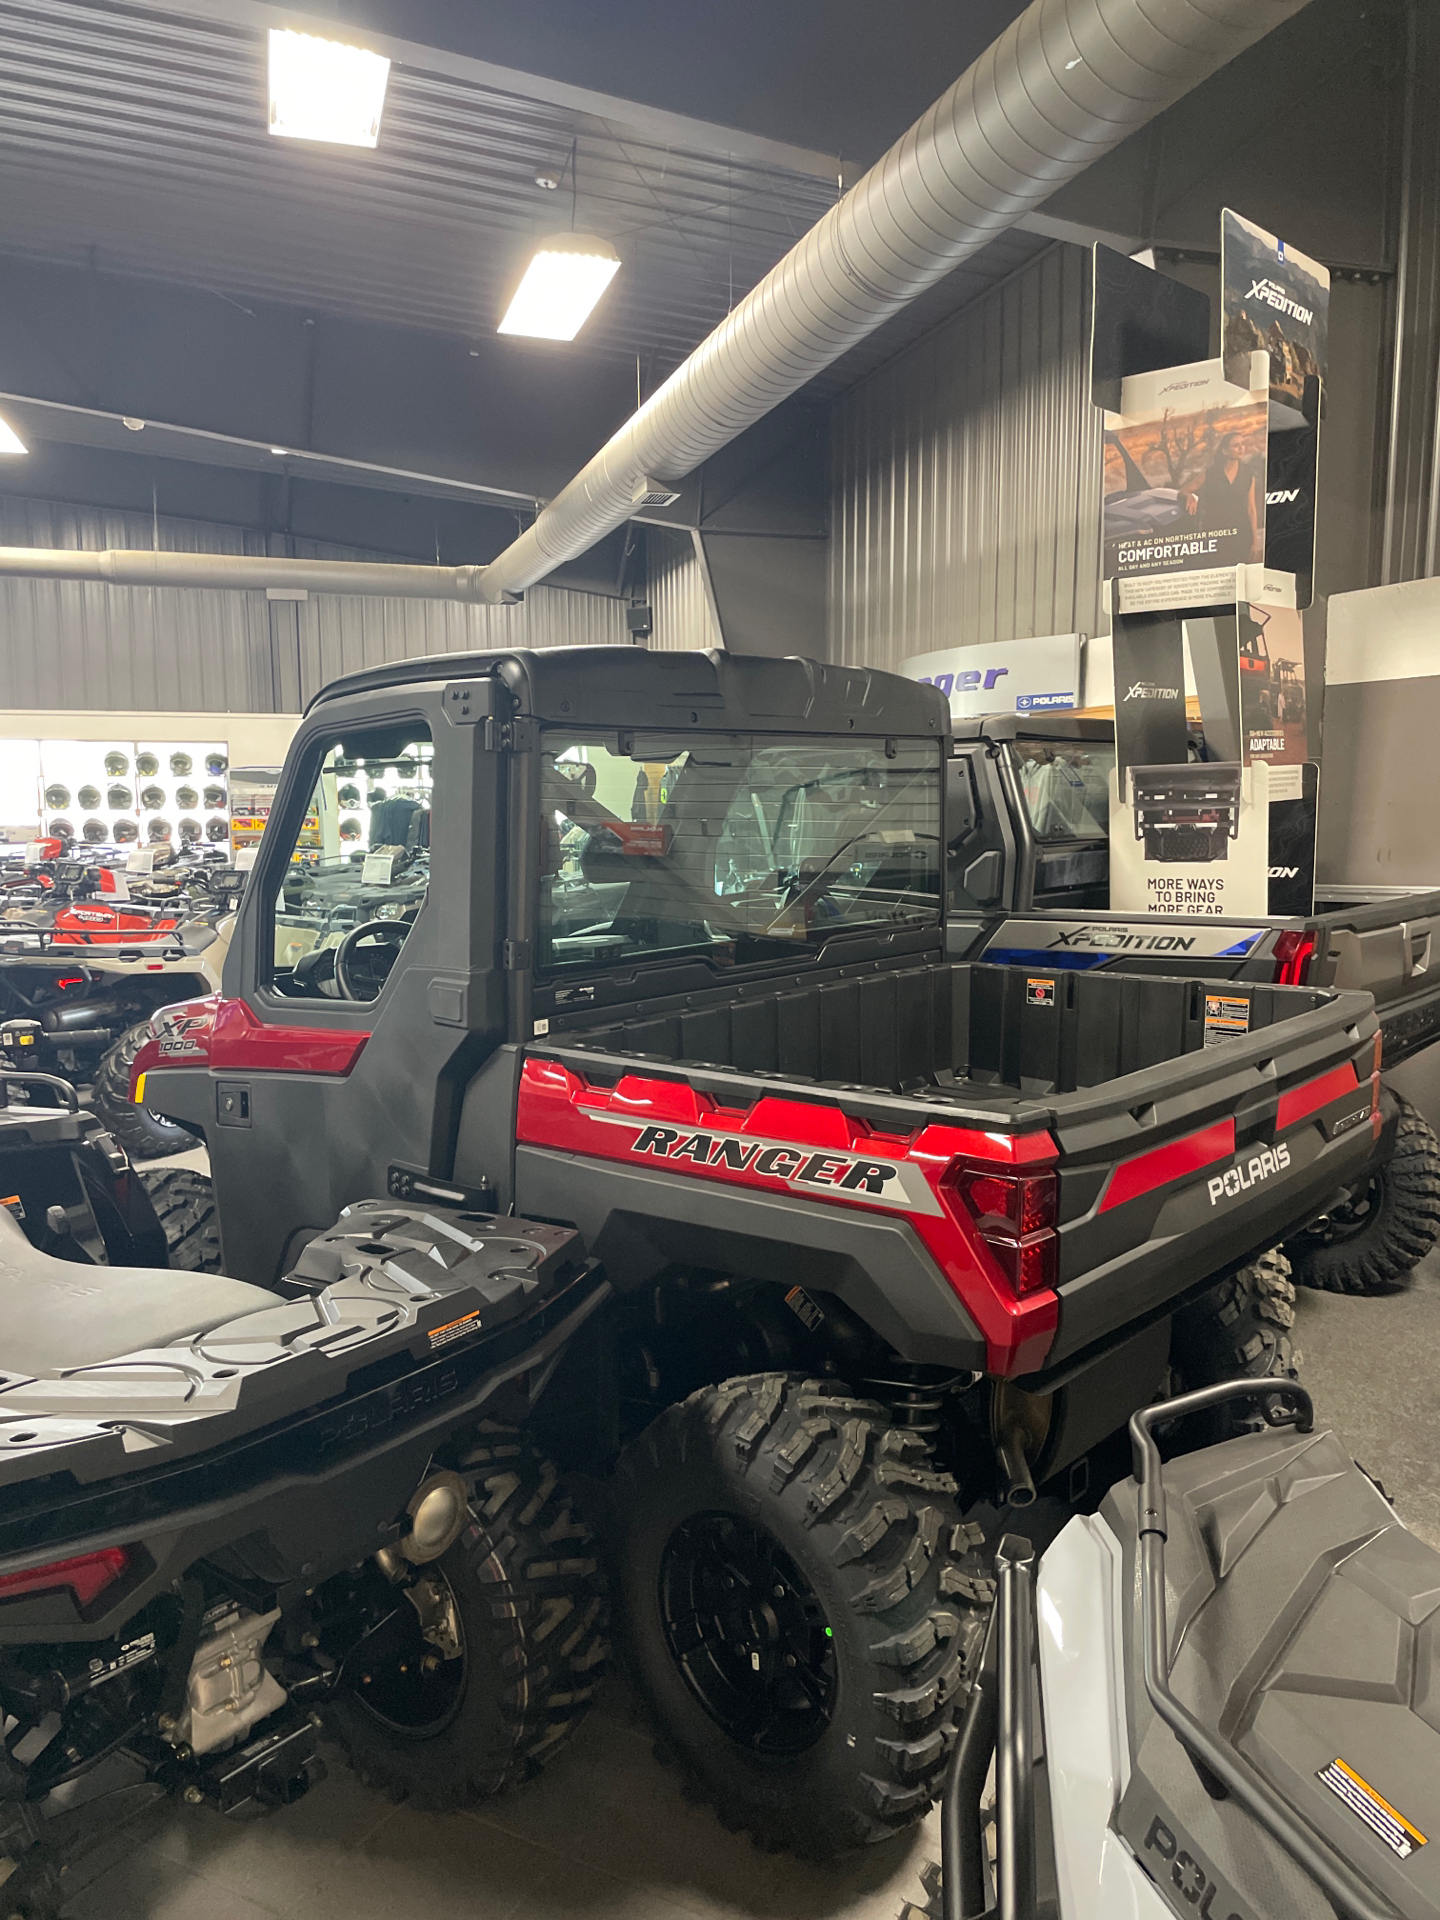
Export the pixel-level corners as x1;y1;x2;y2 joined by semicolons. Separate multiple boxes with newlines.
1043;1101;1375;1370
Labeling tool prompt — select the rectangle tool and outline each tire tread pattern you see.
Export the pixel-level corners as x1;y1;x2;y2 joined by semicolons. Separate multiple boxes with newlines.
93;1021;192;1159
1287;1096;1440;1294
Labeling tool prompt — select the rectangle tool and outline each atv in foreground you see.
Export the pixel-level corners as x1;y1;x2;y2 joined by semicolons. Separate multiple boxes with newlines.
129;645;1386;1858
0;1198;610;1918
908;1379;1432;1920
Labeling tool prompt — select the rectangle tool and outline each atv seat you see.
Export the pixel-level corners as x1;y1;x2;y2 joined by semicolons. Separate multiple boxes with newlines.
0;1206;275;1378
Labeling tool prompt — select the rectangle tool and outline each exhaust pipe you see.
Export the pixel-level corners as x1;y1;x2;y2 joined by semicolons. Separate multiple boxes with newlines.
474;0;1317;602
996;1421;1038;1509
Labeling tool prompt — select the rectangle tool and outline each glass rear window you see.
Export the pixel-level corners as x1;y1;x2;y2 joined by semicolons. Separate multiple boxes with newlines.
538;732;942;974
1011;741;1114;841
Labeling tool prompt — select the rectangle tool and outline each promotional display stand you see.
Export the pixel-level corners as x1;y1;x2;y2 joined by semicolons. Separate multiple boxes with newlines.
1091;215;1329;919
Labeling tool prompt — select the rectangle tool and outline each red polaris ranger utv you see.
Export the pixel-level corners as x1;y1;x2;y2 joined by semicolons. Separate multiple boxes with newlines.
131;647;1382;1856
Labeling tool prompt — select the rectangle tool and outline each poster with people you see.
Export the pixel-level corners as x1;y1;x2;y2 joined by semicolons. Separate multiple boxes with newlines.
1102;353;1269;613
1222;210;1329;605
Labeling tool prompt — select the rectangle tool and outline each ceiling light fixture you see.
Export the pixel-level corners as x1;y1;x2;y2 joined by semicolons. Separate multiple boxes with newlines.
498;233;621;342
268;28;390;148
0;414;27;456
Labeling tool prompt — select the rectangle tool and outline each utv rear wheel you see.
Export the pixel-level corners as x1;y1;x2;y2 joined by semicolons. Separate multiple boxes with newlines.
139;1168;224;1273
325;1430;608;1807
1170;1250;1299;1441
613;1374;991;1859
1284;1094;1440;1294
93;1021;194;1159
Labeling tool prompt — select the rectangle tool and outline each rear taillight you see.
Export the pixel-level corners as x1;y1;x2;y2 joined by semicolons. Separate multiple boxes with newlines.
1273;930;1316;986
948;1164;1059;1297
0;1546;130;1609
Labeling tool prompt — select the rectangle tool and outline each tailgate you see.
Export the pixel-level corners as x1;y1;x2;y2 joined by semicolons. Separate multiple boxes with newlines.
1319;902;1440;1067
1037;983;1379;1375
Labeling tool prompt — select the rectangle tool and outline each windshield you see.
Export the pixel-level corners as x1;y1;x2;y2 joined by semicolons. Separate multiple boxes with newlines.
1011;741;1114;840
538;732;942;974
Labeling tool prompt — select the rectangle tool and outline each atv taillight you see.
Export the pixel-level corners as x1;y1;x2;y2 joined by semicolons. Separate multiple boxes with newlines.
0;1546;130;1609
1273;930;1316;986
948;1164;1059;1297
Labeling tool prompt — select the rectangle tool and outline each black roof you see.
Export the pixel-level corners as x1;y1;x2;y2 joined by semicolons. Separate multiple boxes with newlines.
308;647;951;741
949;712;1118;745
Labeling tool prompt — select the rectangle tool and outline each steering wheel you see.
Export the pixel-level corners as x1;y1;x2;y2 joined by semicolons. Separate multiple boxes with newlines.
335;918;409;1002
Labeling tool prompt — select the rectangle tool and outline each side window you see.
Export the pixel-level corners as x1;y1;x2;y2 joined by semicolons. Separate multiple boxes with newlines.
947;751;1008;914
266;726;434;1003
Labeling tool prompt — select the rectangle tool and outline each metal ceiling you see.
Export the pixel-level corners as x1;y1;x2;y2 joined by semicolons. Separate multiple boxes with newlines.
0;0;1055;386
0;0;845;365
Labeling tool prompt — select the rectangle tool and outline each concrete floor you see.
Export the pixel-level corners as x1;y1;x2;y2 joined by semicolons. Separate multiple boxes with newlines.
56;1248;1440;1920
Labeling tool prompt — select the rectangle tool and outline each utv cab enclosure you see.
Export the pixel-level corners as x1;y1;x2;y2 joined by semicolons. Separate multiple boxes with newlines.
138;646;1377;1397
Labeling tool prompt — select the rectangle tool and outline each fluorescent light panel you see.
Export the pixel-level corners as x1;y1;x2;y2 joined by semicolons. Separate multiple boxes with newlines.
0;414;27;456
268;29;390;148
498;240;621;342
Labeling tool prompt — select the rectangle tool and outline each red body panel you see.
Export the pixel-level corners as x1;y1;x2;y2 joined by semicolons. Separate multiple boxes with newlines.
130;994;370;1094
1098;1119;1237;1215
1275;1061;1359;1132
516;1055;1062;1375
52;903;183;946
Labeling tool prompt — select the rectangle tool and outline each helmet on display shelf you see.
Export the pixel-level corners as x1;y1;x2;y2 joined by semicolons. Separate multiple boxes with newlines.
169;752;193;777
338;784;361;809
205;752;228;776
48;819;74;841
176;785;199;809
112;819;139;844
82;819;108;844
135;752;159;777
206;818;230;843
78;785;101;810
107;784;134;810
104;752;129;777
339;816;362;841
140;785;165;811
44;785;70;809
147;817;172;842
179;817;202;844
204;785;227;810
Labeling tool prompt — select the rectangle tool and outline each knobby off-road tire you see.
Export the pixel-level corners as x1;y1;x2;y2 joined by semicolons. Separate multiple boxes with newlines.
325;1428;608;1808
1171;1251;1299;1442
613;1374;992;1859
1284;1094;1440;1294
138;1168;224;1273
92;1021;193;1160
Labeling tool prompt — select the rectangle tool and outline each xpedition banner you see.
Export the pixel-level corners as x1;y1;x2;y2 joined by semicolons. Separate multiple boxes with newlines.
1222;210;1329;609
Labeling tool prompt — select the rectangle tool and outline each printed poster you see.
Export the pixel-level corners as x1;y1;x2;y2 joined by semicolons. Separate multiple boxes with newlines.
1103;354;1269;614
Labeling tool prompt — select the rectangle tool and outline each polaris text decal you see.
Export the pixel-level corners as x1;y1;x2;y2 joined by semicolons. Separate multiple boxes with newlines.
1208;1142;1290;1206
603;1117;943;1216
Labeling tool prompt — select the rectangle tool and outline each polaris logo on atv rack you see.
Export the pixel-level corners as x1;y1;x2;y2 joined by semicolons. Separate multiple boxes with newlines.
1208;1143;1290;1206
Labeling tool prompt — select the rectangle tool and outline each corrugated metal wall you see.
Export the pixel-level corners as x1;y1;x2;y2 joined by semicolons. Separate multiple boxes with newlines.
647;527;720;651
827;244;1101;673
0;497;629;711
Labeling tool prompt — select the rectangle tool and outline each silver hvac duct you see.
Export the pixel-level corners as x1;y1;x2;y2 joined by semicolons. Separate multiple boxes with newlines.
476;0;1314;603
0;548;491;601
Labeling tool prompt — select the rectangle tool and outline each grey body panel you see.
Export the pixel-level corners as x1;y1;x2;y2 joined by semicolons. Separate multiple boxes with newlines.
514;1142;987;1371
1101;1430;1440;1920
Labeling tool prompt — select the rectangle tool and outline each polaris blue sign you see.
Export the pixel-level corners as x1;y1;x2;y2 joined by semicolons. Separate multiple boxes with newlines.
901;633;1083;719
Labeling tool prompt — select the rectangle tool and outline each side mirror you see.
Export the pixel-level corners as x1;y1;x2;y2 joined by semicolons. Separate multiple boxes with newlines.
961;848;1003;906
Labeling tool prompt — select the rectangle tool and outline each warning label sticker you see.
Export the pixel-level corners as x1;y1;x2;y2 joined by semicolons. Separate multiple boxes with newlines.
1318;1757;1428;1859
1027;978;1057;1008
1204;993;1251;1048
428;1309;482;1351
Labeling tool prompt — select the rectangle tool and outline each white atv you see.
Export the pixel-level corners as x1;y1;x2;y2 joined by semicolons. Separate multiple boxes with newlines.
913;1380;1432;1920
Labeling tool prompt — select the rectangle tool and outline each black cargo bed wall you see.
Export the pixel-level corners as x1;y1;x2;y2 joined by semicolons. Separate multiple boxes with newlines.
565;965;1324;1100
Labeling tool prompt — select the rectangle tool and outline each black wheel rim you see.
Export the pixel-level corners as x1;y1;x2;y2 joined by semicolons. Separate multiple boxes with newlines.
348;1571;467;1736
658;1511;836;1755
1306;1173;1384;1248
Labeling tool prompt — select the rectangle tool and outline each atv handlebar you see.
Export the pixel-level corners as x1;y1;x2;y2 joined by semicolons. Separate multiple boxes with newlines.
1129;1381;1401;1920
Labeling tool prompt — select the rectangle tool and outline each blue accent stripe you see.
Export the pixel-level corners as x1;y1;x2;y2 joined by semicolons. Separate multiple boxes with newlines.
1215;934;1264;957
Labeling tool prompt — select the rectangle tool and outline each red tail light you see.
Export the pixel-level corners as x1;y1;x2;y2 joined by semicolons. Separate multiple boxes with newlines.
0;1546;130;1609
948;1164;1059;1297
1273;930;1316;986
